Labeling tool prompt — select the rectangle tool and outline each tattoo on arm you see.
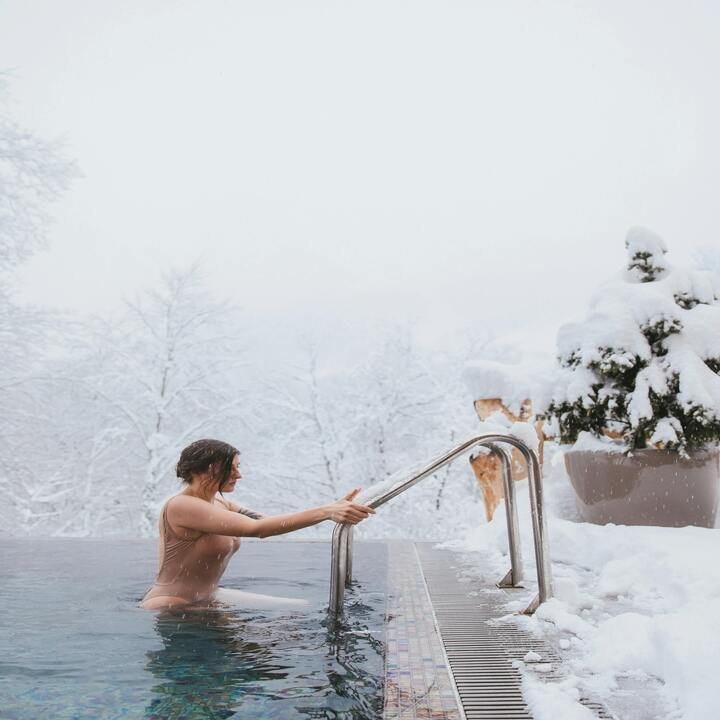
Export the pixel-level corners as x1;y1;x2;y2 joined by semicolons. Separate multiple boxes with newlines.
237;507;263;520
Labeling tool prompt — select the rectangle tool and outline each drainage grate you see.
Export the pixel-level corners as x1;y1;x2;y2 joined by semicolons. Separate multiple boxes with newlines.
414;543;613;720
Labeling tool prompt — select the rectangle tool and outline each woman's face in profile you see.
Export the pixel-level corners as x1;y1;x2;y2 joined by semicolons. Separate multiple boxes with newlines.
222;454;241;493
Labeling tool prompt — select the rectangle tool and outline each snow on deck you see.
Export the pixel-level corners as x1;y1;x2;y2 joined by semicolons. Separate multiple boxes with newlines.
442;443;720;720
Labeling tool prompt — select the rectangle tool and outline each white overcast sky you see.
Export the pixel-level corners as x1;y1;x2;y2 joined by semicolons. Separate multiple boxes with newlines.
2;0;719;357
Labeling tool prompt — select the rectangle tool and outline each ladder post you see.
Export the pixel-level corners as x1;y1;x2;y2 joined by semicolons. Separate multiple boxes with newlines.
491;444;524;589
329;522;349;619
518;446;553;612
345;525;354;587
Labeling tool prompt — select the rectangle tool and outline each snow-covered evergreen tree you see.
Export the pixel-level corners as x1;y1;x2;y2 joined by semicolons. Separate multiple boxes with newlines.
542;227;720;455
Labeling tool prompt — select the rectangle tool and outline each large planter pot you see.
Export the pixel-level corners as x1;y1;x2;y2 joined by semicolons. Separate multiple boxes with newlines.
564;447;720;527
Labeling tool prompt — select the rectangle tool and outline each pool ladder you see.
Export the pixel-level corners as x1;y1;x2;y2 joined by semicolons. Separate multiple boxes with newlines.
328;434;553;620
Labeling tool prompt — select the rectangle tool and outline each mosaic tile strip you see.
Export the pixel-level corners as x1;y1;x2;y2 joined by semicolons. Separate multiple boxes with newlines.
383;541;463;720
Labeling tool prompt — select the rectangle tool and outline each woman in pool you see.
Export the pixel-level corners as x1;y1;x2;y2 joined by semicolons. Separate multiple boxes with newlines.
141;438;375;611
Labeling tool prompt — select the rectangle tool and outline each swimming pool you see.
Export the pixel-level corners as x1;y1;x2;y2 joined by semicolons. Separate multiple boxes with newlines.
0;538;387;719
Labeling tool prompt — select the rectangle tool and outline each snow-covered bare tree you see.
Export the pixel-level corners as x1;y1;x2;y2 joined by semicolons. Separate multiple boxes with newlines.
42;359;138;537
246;326;482;538
250;340;355;514
0;80;78;279
352;327;480;537
80;265;247;536
351;326;456;483
0;79;78;534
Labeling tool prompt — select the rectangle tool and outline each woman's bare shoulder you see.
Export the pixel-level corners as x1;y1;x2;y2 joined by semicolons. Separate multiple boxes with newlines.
166;494;237;517
165;494;214;518
165;493;257;537
166;493;201;508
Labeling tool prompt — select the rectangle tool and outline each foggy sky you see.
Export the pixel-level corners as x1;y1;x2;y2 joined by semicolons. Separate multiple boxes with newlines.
2;0;719;359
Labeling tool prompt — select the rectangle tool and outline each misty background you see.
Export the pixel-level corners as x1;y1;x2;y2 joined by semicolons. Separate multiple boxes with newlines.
1;0;719;537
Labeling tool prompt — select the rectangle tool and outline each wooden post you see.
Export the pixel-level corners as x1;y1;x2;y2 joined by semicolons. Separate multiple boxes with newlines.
469;398;544;521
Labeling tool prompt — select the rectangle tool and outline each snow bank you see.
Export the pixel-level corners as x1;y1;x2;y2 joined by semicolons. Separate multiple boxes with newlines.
463;327;557;415
569;431;626;454
444;451;720;720
521;674;596;720
509;421;540;454
463;359;539;416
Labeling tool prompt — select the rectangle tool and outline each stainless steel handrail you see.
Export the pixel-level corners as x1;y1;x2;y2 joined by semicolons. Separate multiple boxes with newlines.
328;433;552;620
495;445;523;589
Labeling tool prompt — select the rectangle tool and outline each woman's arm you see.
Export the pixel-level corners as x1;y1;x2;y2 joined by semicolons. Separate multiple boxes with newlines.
168;489;373;539
217;497;265;519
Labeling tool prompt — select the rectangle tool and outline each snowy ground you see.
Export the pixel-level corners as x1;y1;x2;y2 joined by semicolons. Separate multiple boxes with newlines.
445;443;720;720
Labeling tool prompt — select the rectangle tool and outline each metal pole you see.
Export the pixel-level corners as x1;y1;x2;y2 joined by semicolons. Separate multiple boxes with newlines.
491;445;523;589
523;447;553;610
329;522;349;616
345;526;354;587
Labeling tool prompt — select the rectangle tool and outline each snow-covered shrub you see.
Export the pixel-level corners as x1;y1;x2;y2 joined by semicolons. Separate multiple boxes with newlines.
542;227;720;454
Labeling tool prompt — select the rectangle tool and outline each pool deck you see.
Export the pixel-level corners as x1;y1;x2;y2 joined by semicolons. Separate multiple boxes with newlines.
383;541;612;720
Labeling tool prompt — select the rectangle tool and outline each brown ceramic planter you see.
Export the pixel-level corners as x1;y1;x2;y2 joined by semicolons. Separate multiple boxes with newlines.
564;447;720;527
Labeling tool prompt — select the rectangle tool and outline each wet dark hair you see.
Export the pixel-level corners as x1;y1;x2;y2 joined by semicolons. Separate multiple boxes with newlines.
176;439;239;494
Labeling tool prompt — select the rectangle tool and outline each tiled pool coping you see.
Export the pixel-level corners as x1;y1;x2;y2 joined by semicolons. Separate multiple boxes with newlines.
382;542;611;720
383;541;463;719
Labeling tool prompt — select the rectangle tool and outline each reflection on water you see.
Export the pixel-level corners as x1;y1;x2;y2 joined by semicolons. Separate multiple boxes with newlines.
317;598;386;720
143;592;384;720
144;607;279;719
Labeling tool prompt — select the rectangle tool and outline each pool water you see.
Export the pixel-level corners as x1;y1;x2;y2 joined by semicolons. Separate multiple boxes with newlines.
0;539;387;719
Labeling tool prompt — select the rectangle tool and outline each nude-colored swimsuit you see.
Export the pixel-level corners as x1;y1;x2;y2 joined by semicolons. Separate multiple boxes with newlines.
142;498;241;605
